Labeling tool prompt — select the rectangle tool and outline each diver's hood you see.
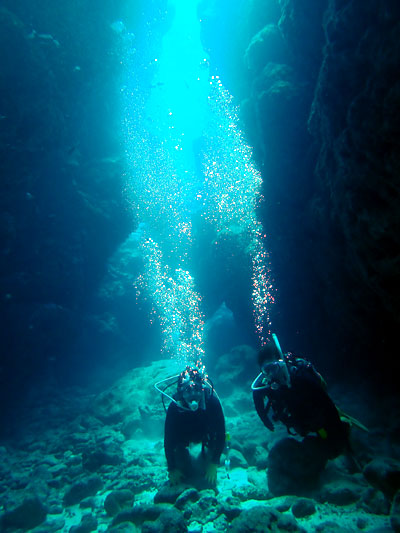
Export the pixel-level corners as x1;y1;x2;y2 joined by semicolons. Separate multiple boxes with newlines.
251;333;291;390
155;368;214;412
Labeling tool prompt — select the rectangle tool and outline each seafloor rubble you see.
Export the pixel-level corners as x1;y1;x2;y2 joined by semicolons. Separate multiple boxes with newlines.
1;348;399;532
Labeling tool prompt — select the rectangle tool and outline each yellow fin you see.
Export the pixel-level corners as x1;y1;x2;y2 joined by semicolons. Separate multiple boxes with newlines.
337;407;369;432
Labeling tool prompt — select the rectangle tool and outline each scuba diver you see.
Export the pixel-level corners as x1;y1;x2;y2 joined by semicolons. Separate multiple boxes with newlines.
252;334;353;494
156;365;225;486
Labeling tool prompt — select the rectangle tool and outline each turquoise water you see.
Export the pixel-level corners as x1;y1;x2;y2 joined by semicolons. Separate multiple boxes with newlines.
121;0;273;368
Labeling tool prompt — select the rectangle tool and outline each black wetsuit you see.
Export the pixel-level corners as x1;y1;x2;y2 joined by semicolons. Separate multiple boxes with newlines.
164;393;225;472
253;355;348;458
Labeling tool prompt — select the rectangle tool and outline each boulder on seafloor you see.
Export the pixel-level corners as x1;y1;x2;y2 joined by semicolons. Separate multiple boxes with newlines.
217;494;242;521
359;487;390;515
69;513;98;533
319;479;366;506
1;496;47;530
107;523;139;533
174;488;200;509
104;490;135;517
391;490;400;533
82;449;124;472
142;508;187;533
154;484;191;505
291;497;316;518
63;476;103;506
232;483;271;502
267;437;326;495
363;457;400;499
188;490;219;525
229;505;301;533
111;504;171;528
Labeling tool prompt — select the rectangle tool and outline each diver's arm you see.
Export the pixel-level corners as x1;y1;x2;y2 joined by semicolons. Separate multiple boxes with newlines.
207;396;226;464
253;388;274;431
164;404;179;470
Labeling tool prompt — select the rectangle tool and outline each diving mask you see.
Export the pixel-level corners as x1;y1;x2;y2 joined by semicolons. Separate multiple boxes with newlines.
181;380;204;411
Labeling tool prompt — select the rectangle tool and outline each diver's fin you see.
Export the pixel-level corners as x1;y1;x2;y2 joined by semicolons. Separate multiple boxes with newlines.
337;407;369;432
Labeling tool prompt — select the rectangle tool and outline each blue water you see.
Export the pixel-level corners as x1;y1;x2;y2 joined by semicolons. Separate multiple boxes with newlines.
120;0;273;370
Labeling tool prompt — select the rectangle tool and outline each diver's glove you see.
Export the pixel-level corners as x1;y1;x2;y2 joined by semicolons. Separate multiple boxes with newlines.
205;463;218;485
169;469;183;485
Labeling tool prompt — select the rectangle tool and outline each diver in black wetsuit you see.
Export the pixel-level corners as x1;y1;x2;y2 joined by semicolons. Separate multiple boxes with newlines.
162;366;225;486
252;335;351;494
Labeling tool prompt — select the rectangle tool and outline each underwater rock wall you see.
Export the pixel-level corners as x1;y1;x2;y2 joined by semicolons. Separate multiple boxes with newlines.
0;3;132;410
218;0;331;365
307;0;400;377
200;0;400;382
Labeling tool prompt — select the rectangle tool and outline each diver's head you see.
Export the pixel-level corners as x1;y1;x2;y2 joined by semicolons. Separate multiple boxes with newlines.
257;341;281;368
177;366;206;411
261;360;290;389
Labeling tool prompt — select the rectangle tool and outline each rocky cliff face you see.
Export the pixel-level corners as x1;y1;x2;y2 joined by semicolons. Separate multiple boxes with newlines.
308;0;400;375
0;2;134;408
284;0;400;379
200;0;400;382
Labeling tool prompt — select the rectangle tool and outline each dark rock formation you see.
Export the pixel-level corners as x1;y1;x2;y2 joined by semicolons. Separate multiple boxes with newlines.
391;490;400;533
308;0;400;378
104;490;135;517
0;1;170;421
63;475;103;506
363;457;400;499
69;513;98;533
200;0;400;387
0;3;131;414
291;497;316;518
1;496;47;531
229;505;300;533
267;437;327;495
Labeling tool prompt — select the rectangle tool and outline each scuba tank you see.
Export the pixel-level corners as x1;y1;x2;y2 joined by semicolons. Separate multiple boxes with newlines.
272;334;291;388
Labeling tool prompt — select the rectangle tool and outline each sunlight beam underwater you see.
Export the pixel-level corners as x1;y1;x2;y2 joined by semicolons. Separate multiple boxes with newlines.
121;0;274;369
